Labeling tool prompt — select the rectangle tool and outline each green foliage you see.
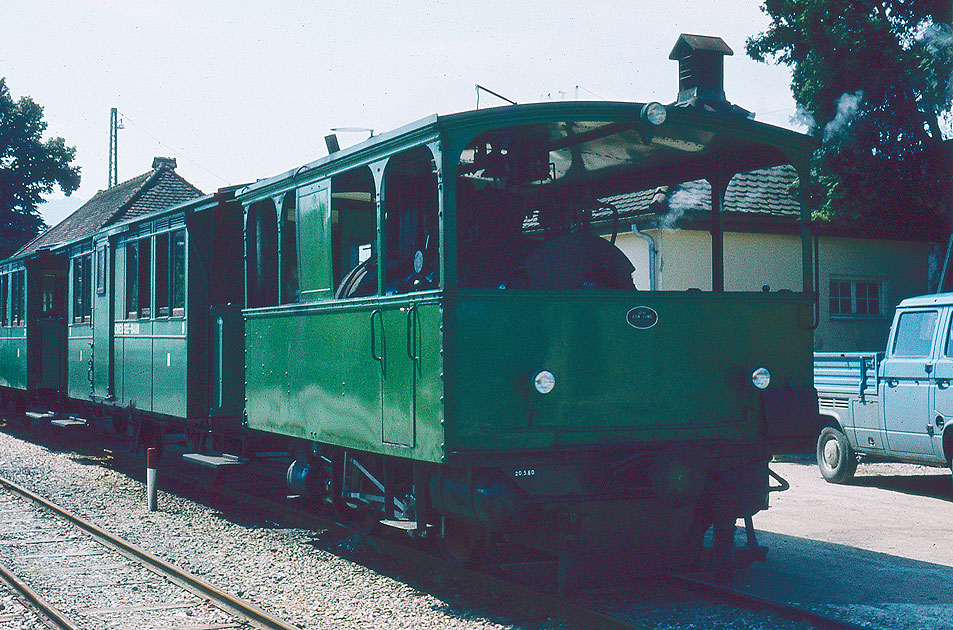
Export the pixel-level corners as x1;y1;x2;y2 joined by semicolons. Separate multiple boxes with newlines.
0;77;81;257
747;1;952;237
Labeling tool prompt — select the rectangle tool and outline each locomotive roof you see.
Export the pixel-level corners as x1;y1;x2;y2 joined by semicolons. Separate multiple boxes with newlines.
236;100;817;201
15;158;203;260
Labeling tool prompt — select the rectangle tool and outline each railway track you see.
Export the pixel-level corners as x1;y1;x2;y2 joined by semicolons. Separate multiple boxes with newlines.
0;473;301;630
5;422;866;630
123;448;865;630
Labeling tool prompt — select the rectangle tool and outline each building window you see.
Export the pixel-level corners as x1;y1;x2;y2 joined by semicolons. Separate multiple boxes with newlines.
830;279;882;317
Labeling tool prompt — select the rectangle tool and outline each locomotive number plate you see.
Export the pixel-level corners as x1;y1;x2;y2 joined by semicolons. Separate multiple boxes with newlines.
626;306;658;329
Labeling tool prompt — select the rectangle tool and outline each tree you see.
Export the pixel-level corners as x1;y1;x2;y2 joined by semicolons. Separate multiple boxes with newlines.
746;1;953;238
0;77;81;257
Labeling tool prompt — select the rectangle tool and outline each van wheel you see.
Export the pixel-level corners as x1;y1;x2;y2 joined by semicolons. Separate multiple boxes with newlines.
817;426;858;484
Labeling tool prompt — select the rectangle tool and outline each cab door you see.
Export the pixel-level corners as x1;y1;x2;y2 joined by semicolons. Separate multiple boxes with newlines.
378;144;440;449
378;303;417;446
881;308;940;457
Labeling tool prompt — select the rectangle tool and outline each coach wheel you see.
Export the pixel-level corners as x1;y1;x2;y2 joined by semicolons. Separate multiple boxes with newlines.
436;517;484;567
334;500;378;535
816;426;857;484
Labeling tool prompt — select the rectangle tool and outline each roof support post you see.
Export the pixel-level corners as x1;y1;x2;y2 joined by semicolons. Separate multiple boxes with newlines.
708;168;729;292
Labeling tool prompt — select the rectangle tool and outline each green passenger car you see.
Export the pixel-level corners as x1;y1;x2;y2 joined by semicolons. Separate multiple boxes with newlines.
0;262;29;394
53;191;247;449
238;97;821;572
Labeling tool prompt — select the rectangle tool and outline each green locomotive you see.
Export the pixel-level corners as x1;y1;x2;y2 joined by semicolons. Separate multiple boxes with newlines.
0;35;822;578
237;40;821;573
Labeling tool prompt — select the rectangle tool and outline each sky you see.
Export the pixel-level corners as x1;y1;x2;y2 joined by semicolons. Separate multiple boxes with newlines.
2;0;800;226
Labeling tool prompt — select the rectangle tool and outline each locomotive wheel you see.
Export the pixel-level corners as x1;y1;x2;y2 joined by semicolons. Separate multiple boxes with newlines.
436;518;485;567
816;426;857;484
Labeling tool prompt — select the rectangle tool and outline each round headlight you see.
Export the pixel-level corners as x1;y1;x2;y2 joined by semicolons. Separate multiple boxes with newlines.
533;370;556;394
751;367;771;390
641;102;667;126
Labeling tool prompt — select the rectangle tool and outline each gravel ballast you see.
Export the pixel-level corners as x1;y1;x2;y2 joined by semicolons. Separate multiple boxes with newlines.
0;430;523;630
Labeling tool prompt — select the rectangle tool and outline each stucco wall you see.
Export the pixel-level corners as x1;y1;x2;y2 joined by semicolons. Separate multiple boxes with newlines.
614;229;933;353
815;236;931;353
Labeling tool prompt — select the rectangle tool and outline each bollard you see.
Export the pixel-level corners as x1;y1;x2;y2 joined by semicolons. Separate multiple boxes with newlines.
146;447;158;512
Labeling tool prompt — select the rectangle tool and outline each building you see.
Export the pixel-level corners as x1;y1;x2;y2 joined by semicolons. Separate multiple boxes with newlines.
605;165;938;352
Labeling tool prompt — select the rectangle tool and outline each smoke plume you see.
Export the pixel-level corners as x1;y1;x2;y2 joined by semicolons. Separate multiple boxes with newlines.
822;91;864;143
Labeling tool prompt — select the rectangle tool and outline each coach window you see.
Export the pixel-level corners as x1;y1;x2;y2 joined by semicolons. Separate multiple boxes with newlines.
155;230;186;317
126;238;151;319
72;254;92;324
280;193;299;304
246;200;278;308
171;230;186;316
331;166;377;298
96;244;107;296
41;271;61;316
126;242;138;318
11;271;24;326
156;232;170;316
0;274;7;326
383;146;439;294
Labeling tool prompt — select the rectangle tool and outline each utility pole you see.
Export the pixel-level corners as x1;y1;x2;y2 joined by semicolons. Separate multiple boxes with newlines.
108;107;122;188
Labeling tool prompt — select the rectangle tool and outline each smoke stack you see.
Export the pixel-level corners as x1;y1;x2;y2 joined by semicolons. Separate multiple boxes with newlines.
669;34;733;106
152;156;177;170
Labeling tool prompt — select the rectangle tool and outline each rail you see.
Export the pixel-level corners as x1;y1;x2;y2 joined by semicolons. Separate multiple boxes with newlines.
0;474;301;630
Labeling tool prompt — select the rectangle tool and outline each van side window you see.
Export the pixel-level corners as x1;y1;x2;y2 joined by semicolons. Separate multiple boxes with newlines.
945;314;953;357
892;310;938;357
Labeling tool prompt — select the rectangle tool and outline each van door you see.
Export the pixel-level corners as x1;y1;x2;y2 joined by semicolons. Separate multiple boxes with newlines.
881;308;940;457
927;307;953;461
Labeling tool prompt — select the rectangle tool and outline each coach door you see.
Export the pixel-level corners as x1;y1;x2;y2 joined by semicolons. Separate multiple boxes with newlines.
89;238;113;399
30;255;67;393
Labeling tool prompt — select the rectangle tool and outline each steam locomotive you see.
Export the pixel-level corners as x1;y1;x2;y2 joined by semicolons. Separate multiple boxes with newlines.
0;35;821;580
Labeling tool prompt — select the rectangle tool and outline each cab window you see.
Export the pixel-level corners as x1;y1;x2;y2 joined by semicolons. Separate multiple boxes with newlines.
383;146;439;294
892;310;938;357
331;166;377;299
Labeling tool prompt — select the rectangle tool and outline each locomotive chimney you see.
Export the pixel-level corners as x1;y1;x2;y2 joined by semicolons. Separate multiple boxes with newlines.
669;34;733;106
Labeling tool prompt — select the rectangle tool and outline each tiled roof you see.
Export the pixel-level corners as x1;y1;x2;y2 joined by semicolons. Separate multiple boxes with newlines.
599;164;799;224
16;158;203;257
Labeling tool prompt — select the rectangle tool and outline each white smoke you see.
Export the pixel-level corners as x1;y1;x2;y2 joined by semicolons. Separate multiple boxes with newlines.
659;186;708;230
789;105;817;133
917;20;953;56
917;19;953;127
822;91;864;143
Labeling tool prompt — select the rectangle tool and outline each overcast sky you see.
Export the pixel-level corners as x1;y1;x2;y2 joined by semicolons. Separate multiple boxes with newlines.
3;0;799;225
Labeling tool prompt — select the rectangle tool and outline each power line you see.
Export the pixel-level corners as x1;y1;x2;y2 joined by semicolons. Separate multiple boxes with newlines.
575;85;608;100
116;110;229;185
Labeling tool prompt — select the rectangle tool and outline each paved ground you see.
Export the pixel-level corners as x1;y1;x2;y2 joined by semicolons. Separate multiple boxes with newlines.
738;456;953;629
